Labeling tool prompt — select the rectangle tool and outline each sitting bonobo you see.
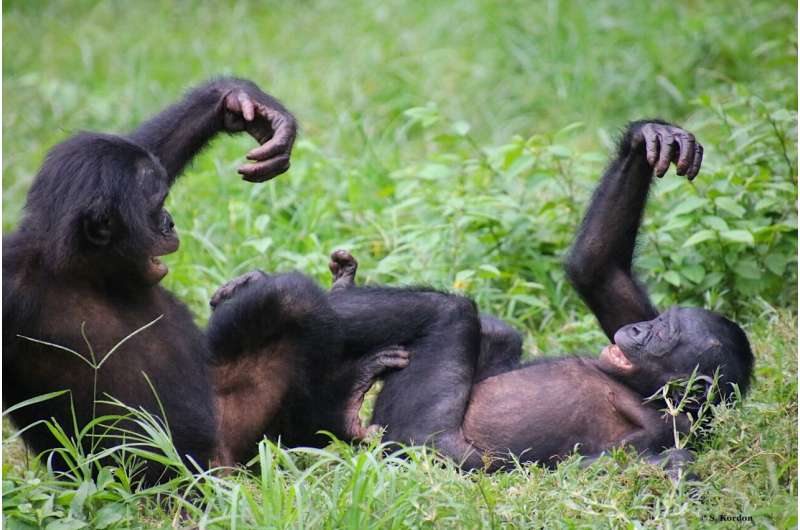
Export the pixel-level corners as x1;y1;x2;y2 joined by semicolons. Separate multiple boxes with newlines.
3;77;299;483
209;120;754;473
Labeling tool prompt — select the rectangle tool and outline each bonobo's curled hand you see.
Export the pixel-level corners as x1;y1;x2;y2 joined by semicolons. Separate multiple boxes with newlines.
628;121;703;180
215;78;297;182
344;347;411;441
209;270;266;309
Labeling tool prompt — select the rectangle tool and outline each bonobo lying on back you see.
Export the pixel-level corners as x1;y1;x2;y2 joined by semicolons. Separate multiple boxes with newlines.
379;119;753;470
209;119;753;473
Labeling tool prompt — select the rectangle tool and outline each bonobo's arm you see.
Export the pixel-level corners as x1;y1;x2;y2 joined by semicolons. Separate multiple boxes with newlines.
128;77;296;184
565;121;703;340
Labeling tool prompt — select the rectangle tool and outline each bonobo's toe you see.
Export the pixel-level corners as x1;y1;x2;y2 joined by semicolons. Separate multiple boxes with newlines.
329;249;359;289
330;249;358;274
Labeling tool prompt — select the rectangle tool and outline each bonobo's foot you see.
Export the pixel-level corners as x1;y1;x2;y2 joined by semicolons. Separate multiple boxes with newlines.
210;270;265;309
329;249;358;292
345;346;410;440
628;121;704;180
644;448;698;484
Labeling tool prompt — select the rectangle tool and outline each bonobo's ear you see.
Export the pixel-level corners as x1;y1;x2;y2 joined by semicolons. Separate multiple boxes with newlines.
82;213;115;246
671;374;715;416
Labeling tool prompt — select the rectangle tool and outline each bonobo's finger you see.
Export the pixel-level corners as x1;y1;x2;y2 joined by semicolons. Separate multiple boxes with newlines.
209;271;263;307
654;132;674;178
674;132;696;176
377;349;411;369
238;155;291;182
642;125;659;167
686;143;704;181
224;92;241;113
246;106;295;160
237;92;255;122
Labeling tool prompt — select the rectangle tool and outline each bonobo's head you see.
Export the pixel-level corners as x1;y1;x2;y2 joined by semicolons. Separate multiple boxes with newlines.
24;132;179;285
599;307;754;401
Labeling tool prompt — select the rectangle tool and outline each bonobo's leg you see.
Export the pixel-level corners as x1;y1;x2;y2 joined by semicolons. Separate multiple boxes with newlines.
565;120;703;340
582;448;697;484
329;249;358;292
327;250;521;382
329;287;485;469
644;448;698;483
208;271;346;454
475;315;523;382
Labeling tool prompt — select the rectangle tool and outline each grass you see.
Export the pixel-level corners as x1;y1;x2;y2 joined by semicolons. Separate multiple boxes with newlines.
3;0;797;527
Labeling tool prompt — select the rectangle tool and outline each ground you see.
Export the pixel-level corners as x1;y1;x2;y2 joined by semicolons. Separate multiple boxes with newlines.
3;1;797;528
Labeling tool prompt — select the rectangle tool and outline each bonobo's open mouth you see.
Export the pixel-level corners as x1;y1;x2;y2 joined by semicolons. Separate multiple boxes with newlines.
601;343;633;371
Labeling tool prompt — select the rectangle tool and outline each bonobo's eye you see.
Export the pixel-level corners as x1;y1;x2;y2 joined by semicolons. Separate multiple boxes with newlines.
158;209;175;235
646;311;681;357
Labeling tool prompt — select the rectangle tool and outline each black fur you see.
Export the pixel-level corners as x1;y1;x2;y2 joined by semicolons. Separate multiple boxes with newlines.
2;78;296;483
216;120;754;473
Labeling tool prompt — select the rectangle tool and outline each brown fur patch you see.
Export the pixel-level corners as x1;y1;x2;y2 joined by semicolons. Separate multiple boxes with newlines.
213;345;294;465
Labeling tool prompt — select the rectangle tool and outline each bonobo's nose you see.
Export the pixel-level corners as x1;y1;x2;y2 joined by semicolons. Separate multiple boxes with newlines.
630;324;646;341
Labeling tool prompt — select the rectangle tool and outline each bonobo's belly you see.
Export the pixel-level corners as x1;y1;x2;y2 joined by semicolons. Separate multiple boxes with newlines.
462;359;641;465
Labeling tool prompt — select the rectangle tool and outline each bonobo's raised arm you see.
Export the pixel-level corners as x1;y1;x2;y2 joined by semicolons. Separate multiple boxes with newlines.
565;120;703;340
128;77;296;184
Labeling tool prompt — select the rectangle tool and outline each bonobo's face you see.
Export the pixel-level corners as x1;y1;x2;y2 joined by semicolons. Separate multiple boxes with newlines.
139;158;179;284
79;152;180;285
598;307;753;398
145;198;180;284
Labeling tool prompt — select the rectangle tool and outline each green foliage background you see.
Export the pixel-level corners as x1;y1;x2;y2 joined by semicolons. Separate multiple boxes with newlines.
2;0;797;528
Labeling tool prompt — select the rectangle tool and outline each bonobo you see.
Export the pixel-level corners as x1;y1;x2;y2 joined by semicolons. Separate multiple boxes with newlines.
207;269;412;466
378;120;754;470
214;120;753;472
3;77;297;483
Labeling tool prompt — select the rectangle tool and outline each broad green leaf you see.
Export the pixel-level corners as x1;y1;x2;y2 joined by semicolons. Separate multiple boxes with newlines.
661;216;693;232
682;230;716;248
452;120;471;136
715;196;746;217
703;272;725;288
254;214;271;233
733;259;762;280
547;145;572;158
720;229;755;246
681;264;705;284
243;237;273;254
669;196;708;217
69;481;95;517
93;503;128;529
764;253;788;275
478;264;501;277
701;216;729;231
770;109;795;122
45;519;88;530
418;163;453;180
455;269;475;281
663;271;682;287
